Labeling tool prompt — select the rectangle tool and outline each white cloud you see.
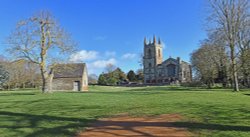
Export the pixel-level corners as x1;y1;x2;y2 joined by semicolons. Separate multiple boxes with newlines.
105;51;116;57
122;53;137;59
69;50;98;62
90;58;116;68
86;58;117;74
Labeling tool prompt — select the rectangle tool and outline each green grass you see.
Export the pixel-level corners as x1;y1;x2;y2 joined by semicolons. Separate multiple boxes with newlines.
0;86;249;137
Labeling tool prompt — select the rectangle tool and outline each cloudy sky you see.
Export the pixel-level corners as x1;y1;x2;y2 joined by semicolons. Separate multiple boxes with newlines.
0;0;207;75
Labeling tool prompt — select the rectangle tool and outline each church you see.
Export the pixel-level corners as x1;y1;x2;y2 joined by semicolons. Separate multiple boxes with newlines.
143;36;192;84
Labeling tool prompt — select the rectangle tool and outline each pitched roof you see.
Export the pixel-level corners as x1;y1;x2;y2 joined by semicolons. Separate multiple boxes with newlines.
52;63;86;78
162;57;178;64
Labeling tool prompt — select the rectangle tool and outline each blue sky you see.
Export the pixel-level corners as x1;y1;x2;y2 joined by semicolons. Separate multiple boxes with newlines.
0;0;207;75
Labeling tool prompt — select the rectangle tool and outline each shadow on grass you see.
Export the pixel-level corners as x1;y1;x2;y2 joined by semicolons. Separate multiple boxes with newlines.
0;93;36;96
1;109;249;137
80;120;250;136
0;111;94;137
244;94;250;96
171;122;250;131
0;99;61;110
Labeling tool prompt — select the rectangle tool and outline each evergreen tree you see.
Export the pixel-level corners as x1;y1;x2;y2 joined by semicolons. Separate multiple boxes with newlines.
127;70;137;82
113;68;127;81
97;74;107;85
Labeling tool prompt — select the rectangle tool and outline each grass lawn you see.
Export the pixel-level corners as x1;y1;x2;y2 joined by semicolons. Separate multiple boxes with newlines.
0;86;249;137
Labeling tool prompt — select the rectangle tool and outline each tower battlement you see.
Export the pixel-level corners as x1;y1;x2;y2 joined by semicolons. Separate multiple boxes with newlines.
144;35;162;47
143;35;163;66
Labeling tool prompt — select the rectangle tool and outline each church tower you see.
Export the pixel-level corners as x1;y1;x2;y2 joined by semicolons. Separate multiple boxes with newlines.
143;35;163;83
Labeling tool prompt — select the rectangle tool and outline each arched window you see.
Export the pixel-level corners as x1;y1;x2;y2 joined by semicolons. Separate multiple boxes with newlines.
167;64;176;77
148;49;151;58
158;49;161;57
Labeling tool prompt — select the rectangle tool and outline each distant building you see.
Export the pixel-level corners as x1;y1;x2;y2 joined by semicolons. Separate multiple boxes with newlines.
50;63;88;91
143;36;192;84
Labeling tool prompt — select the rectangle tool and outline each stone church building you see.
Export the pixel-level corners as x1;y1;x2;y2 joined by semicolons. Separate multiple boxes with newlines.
50;63;88;91
143;36;192;84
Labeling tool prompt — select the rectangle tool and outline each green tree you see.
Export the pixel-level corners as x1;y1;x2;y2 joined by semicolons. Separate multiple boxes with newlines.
98;67;127;86
106;77;117;86
127;70;137;82
98;74;107;85
113;68;127;81
136;69;144;82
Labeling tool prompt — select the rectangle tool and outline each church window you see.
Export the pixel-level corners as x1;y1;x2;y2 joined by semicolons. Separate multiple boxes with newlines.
149;63;152;68
158;49;161;57
167;64;176;77
148;49;151;58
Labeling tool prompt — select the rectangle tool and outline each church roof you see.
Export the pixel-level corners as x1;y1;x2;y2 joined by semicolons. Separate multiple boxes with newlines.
52;63;86;78
181;60;190;65
162;57;178;64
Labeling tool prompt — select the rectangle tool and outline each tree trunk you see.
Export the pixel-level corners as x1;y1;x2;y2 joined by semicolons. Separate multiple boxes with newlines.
207;79;212;89
40;22;51;93
232;68;239;91
222;77;228;88
41;68;47;93
40;69;51;93
230;44;239;92
244;74;250;88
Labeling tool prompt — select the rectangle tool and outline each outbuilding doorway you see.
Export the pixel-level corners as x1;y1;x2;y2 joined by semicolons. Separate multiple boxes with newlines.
73;81;80;91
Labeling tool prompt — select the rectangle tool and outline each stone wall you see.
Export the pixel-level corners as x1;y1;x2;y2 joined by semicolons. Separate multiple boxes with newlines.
143;40;163;83
180;62;192;82
52;77;82;91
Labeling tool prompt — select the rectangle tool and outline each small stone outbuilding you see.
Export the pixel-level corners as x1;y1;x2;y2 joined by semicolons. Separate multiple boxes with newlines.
50;63;88;91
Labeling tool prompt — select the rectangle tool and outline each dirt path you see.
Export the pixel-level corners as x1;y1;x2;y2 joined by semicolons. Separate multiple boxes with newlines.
77;114;193;137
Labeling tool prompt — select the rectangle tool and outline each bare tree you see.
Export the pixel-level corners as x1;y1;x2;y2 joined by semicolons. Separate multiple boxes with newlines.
0;65;9;88
191;41;227;88
208;0;250;91
88;74;98;84
7;11;76;93
138;53;144;68
1;59;41;90
105;63;116;73
237;15;250;87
